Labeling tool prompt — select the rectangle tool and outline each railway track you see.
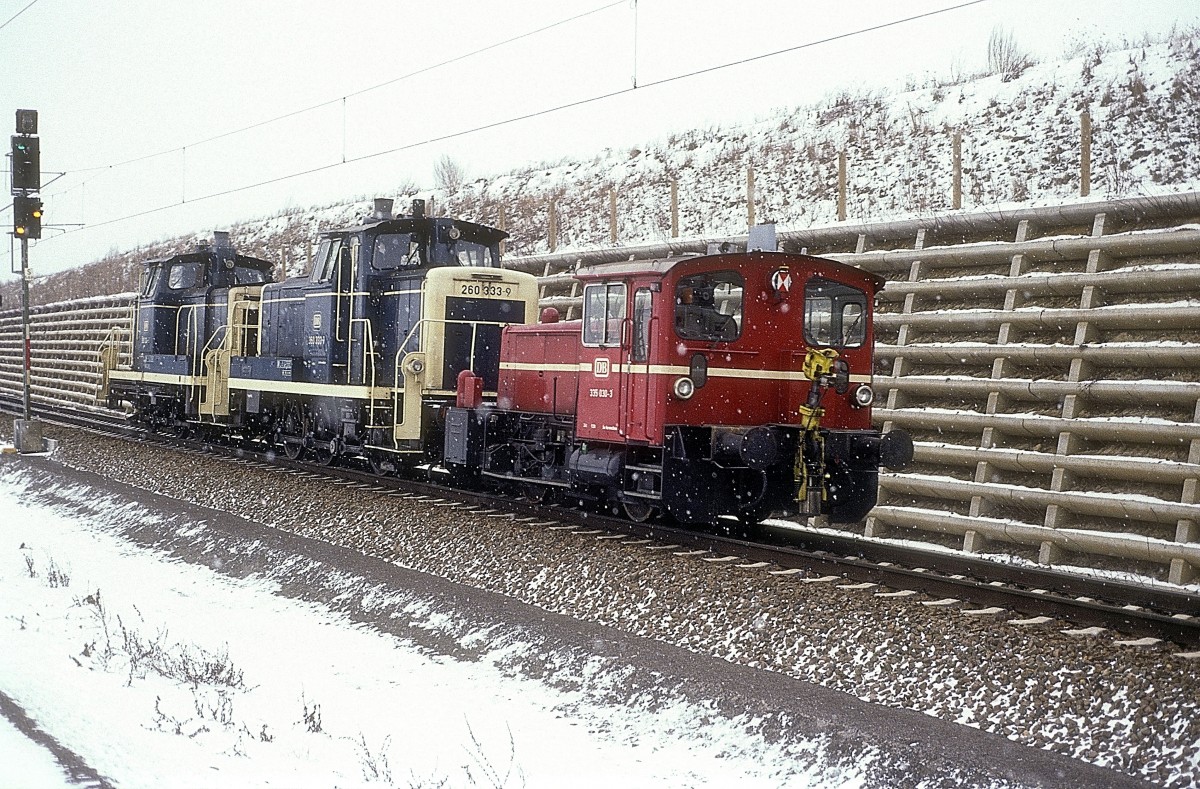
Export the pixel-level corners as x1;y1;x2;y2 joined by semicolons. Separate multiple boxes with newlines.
5;396;1199;650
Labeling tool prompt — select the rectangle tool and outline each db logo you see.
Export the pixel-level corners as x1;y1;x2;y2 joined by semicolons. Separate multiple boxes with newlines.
593;357;610;378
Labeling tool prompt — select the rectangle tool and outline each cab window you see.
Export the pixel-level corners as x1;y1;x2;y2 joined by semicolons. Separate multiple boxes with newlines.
141;266;161;296
167;261;203;290
583;283;626;346
631;288;653;363
453;242;496;267
234;266;268;285
805;278;868;348
311;239;343;283
372;233;418;271
674;271;742;342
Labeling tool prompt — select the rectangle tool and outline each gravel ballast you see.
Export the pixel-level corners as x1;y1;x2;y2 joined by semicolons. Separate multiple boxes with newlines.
29;428;1200;787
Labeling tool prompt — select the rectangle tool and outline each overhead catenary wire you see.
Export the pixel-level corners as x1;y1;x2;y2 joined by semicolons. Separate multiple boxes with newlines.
65;0;627;175
23;0;990;250
3;0;625;249
0;0;41;32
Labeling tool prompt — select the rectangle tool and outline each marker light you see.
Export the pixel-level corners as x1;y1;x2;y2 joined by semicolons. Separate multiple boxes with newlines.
673;377;695;400
852;383;874;408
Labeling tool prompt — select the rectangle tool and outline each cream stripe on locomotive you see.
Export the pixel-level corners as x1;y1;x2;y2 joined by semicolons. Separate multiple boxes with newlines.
258;289;424;305
107;369;399;401
499;360;871;384
498;362;580;373
257;288;467;302
107;370;203;386
227;377;394;401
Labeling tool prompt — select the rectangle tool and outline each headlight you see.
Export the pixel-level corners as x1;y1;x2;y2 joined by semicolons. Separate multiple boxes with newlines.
852;383;874;407
673;377;695;400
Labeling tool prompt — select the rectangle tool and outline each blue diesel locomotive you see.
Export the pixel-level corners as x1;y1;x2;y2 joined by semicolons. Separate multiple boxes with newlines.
99;199;540;472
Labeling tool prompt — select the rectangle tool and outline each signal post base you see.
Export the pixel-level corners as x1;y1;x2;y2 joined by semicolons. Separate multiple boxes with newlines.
13;418;46;454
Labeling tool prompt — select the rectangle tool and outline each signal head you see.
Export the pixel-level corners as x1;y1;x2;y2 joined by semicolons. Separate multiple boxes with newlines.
13;195;42;239
15;109;38;135
10;134;40;192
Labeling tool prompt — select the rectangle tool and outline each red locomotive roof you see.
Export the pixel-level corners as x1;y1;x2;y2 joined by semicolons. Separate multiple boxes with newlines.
574;250;884;292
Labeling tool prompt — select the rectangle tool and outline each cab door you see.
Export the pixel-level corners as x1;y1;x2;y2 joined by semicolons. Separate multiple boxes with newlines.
576;282;626;443
620;287;655;443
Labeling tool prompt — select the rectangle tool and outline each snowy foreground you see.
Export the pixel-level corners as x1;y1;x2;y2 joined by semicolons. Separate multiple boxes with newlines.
0;462;868;789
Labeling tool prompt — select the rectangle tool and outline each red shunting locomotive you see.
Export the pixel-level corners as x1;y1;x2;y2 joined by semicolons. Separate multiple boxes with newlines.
443;249;912;526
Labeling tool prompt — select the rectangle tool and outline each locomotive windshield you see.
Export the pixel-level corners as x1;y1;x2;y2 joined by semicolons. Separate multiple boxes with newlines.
452;241;497;267
369;229;498;271
167;261;203;290
140;266;160;296
311;238;344;282
233;265;269;285
372;233;420;270
674;271;742;342
804;277;868;348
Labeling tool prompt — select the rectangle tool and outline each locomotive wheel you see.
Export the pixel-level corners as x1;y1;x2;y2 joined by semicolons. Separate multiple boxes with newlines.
523;483;549;503
622;500;658;523
279;407;307;461
369;453;394;477
281;438;304;461
735;471;772;527
313;445;336;467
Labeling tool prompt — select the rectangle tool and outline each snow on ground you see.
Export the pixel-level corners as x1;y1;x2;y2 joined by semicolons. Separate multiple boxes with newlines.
0;714;81;789
0;465;865;788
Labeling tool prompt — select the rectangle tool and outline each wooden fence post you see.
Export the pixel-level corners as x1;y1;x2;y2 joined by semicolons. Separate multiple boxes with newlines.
746;164;755;228
952;131;962;210
498;204;506;256
609;188;618;244
1080;110;1092;198
670;180;679;238
548;198;557;253
837;151;847;222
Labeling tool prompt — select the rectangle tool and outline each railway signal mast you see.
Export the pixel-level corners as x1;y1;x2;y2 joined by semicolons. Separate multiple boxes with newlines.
9;108;46;453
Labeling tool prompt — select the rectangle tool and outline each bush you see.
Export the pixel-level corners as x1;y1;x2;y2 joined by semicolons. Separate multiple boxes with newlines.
987;27;1035;82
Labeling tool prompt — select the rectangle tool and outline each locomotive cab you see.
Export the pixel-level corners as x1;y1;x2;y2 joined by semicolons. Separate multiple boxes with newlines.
131;234;273;369
97;233;275;429
241;199;538;466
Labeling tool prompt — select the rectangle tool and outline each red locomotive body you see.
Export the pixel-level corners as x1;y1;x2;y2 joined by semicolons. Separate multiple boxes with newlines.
446;250;911;526
497;320;580;416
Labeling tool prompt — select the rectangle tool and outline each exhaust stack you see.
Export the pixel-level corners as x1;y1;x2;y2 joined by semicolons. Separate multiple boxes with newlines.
373;198;394;220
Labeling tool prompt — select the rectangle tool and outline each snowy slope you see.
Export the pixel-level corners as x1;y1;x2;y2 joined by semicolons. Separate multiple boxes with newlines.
7;30;1198;305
